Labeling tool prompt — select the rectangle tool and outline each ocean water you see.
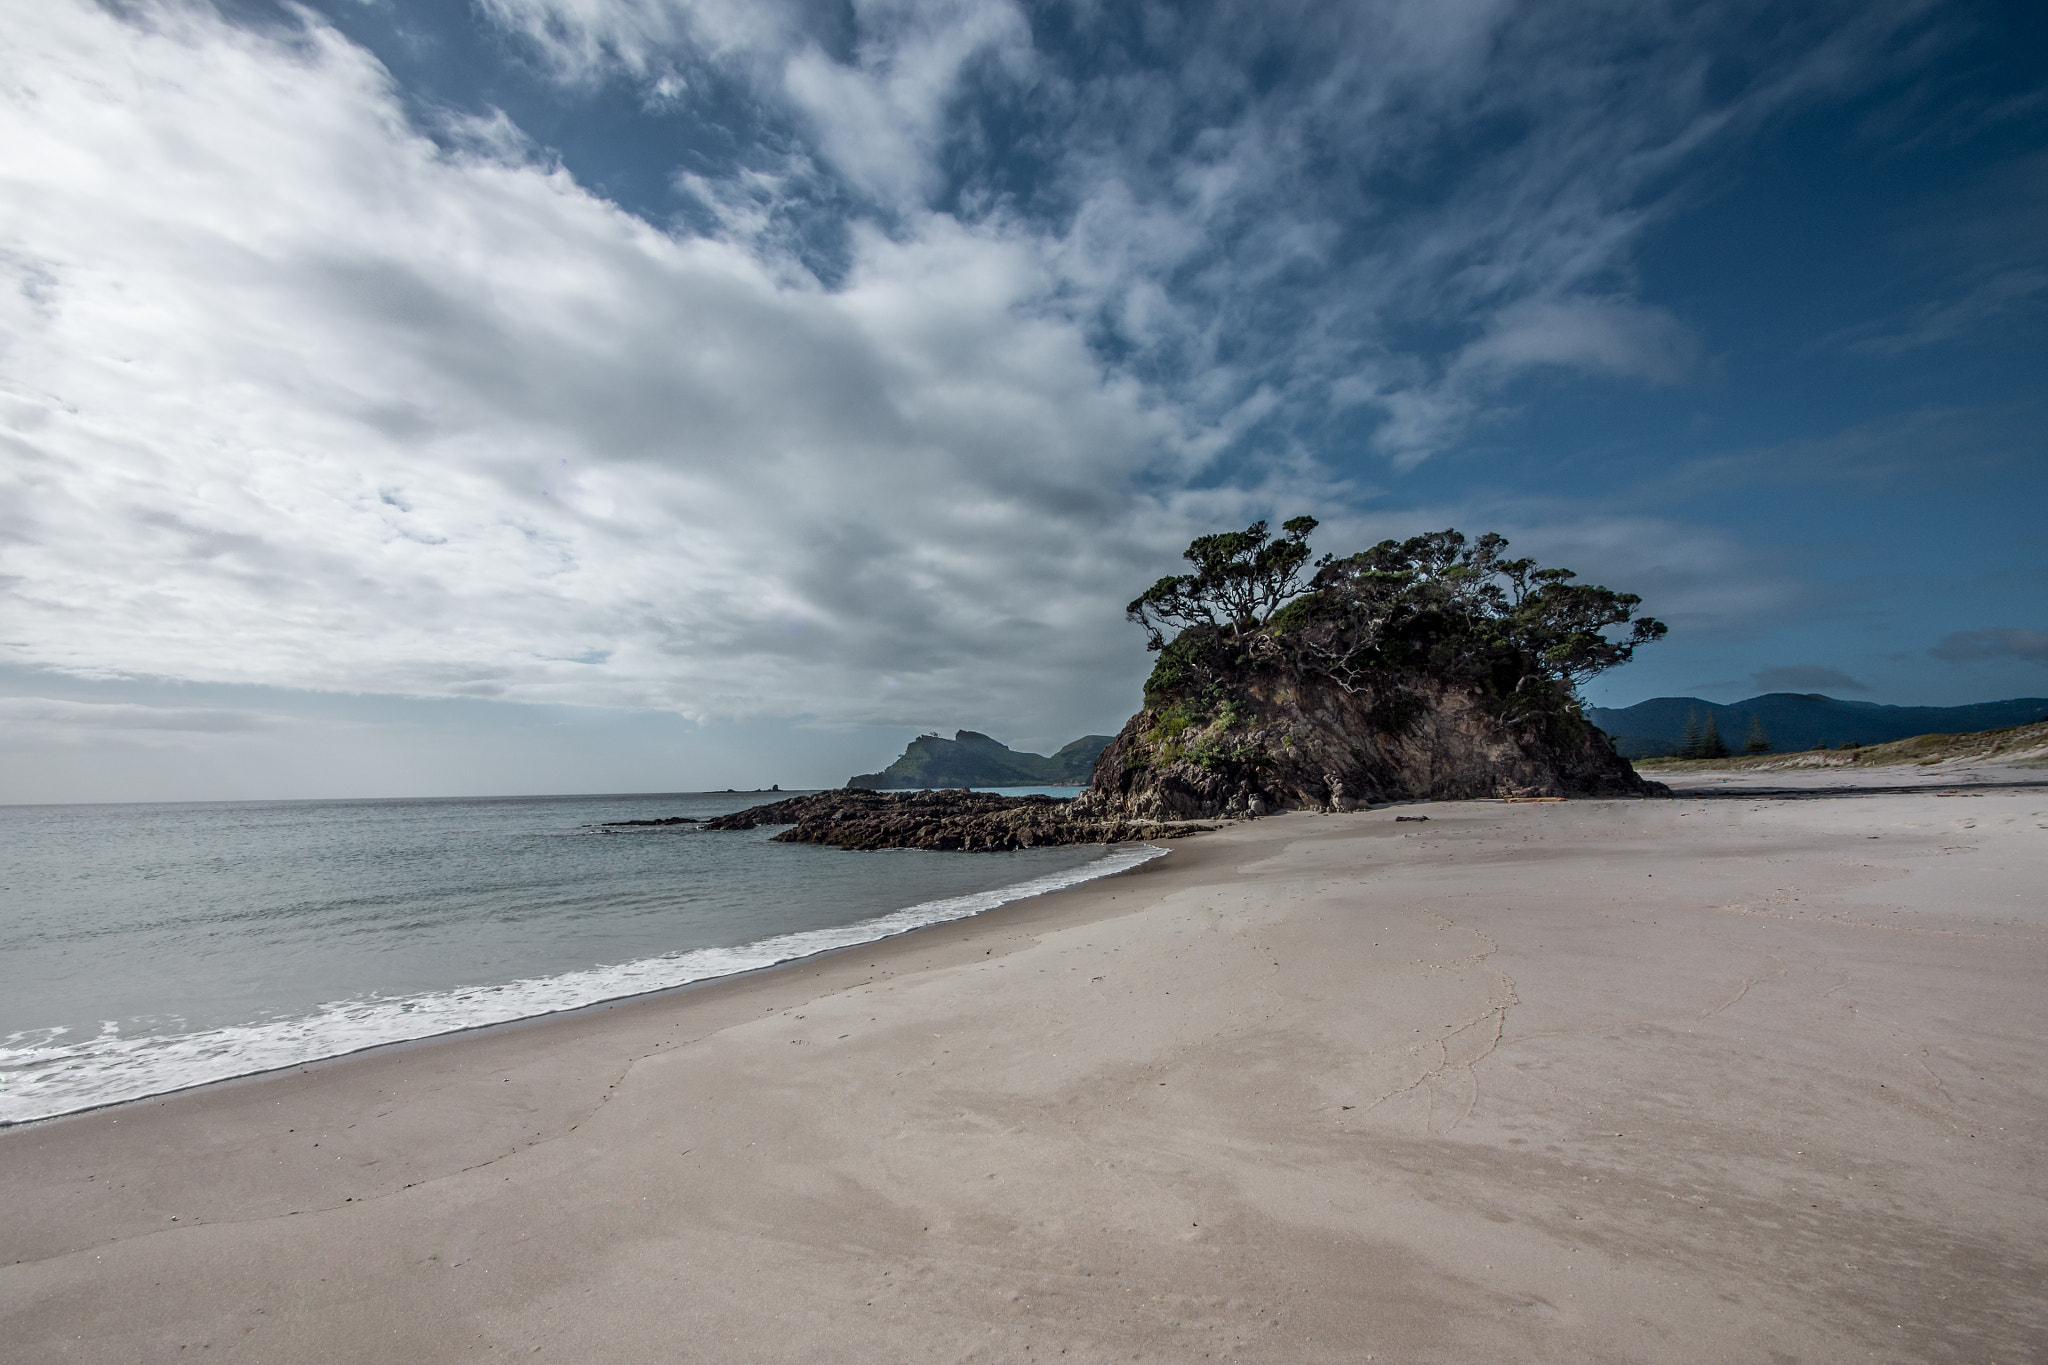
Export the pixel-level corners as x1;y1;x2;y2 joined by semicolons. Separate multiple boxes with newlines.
0;791;1160;1125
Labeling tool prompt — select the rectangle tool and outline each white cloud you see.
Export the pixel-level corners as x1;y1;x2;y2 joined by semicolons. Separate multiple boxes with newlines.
782;0;1035;210
0;696;271;738
0;0;1222;738
475;0;792;79
484;0;1036;211
1843;265;2048;356
0;0;1930;747
480;0;1924;465
1363;296;1700;462
1458;296;1699;385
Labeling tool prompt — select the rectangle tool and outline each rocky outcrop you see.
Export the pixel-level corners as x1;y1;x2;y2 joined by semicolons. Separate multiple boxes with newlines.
1077;671;1663;822
702;788;1211;851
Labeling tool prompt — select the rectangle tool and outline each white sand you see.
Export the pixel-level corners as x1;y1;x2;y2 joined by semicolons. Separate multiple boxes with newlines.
5;774;2045;1361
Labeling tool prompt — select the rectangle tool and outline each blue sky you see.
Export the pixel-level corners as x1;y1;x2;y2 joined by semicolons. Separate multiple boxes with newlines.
2;0;2043;801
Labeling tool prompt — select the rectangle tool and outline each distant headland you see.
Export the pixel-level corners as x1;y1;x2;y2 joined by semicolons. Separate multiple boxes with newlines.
1589;694;2048;759
848;730;1112;790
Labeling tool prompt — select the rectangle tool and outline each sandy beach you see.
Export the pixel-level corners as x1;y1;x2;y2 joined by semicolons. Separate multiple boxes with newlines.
4;772;2045;1363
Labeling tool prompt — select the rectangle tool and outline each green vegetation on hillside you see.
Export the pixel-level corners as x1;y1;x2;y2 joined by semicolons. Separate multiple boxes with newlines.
1676;707;1730;759
1590;694;2048;757
848;731;1112;789
1636;719;2048;773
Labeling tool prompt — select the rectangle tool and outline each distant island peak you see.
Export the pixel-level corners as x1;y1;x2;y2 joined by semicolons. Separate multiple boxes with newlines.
849;730;1112;790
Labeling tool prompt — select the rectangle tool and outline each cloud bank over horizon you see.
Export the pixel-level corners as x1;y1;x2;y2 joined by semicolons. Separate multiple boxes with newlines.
2;0;2043;797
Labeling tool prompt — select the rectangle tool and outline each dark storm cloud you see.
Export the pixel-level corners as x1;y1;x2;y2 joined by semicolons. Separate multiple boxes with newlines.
1930;628;2048;666
1752;665;1872;694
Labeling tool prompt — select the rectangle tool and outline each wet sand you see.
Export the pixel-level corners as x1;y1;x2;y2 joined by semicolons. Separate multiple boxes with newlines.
5;773;2045;1362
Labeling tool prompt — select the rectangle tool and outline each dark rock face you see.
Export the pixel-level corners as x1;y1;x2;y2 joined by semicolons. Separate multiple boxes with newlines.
701;788;1210;851
1078;672;1663;822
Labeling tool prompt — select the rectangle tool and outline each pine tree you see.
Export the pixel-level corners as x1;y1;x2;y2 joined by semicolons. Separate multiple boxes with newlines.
1743;714;1772;754
1700;714;1730;759
1678;707;1704;759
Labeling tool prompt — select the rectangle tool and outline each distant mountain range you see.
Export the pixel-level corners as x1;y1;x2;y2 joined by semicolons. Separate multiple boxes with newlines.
1588;693;2048;759
848;731;1114;790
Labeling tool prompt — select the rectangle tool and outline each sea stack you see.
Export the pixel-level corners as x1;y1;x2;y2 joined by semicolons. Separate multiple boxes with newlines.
1076;524;1666;821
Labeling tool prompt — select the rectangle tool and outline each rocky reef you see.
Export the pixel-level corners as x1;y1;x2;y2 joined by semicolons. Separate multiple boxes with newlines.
701;788;1210;851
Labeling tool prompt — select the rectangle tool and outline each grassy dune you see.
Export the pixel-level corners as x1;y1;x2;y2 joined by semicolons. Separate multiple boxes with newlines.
1634;718;2048;774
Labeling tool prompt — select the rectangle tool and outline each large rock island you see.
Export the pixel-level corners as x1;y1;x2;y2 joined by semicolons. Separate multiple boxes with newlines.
1077;523;1666;821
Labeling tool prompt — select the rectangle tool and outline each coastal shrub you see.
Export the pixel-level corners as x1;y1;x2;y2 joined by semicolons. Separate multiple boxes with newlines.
1142;633;1210;708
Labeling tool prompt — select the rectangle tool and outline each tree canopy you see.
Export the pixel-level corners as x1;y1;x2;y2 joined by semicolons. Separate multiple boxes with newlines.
1288;529;1668;692
1125;517;1322;649
1681;712;1731;759
1135;522;1668;725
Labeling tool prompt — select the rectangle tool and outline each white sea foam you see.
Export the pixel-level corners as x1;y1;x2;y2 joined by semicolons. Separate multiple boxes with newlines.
0;844;1167;1125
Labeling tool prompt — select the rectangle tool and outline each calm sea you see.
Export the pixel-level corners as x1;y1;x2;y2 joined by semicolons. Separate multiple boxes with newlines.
0;790;1158;1125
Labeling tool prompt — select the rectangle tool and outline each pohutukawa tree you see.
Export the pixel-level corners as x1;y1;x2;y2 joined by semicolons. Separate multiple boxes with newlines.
1274;529;1668;701
1133;521;1666;732
1126;517;1323;647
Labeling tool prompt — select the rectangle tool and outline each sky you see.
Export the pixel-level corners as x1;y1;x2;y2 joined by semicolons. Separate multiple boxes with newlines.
2;0;2044;803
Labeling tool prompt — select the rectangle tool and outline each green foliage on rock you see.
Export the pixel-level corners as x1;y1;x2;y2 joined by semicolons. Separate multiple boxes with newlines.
1127;517;1323;649
1138;526;1666;738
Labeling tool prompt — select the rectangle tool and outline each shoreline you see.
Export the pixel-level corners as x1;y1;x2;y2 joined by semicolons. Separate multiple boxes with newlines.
0;821;1260;1268
5;786;2043;1361
0;837;1174;1130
